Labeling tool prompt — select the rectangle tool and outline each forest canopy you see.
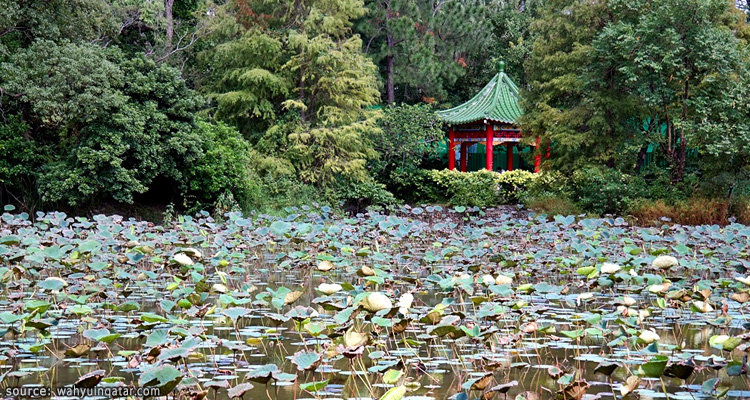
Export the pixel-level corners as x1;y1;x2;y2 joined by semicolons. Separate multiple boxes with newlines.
2;0;750;220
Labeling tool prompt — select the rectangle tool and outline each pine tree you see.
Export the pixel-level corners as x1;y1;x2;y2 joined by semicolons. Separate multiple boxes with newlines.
281;0;381;184
358;0;488;103
204;30;291;136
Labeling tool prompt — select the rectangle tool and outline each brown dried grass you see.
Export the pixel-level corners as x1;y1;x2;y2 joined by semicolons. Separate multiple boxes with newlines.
630;197;750;226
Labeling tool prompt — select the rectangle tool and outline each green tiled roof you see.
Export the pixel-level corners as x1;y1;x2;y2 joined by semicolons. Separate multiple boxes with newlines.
437;62;522;125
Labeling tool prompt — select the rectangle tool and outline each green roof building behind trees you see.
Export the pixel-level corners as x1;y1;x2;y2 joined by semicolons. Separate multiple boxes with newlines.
437;61;523;125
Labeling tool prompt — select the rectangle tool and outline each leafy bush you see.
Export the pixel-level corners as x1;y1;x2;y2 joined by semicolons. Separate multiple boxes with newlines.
325;178;397;214
184;120;262;211
495;170;538;202
567;167;641;215
521;167;704;217
369;104;444;198
636;167;695;203
424;169;537;207
566;167;704;215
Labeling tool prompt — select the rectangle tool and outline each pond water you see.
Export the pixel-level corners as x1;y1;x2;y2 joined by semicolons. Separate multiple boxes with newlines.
1;206;749;400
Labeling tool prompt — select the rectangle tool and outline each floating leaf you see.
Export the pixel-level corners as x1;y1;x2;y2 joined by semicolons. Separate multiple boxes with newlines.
291;350;321;371
139;365;183;396
379;385;407;400
227;382;254;399
83;328;121;343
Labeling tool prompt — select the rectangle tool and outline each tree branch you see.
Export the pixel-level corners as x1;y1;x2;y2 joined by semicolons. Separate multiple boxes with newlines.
0;86;24;99
365;26;384;53
155;26;209;63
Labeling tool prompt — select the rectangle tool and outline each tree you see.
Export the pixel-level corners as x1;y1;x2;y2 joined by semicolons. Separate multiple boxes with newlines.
487;0;544;87
358;0;488;103
369;103;443;193
200;0;382;186
591;0;748;181
448;0;543;105
0;41;205;205
0;39;263;209
521;0;614;173
281;0;381;184
0;0;121;47
203;30;290;136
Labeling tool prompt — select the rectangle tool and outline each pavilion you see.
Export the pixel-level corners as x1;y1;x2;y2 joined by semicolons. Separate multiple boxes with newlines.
436;61;541;172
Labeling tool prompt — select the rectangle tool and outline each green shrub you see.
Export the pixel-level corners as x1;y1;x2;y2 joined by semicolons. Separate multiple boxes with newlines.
410;169;446;203
185;120;262;211
369;104;444;199
636;166;695;203
424;169;537;207
326;178;397;214
521;166;701;216
567;167;643;214
495;170;538;202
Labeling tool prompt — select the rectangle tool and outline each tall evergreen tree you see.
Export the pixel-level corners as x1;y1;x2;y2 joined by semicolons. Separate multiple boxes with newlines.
521;0;614;173
358;0;487;103
199;0;381;185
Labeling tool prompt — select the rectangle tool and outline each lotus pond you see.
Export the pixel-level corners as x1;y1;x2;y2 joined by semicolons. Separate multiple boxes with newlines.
1;205;750;400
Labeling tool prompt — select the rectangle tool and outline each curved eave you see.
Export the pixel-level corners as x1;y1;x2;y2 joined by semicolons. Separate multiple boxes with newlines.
438;116;517;126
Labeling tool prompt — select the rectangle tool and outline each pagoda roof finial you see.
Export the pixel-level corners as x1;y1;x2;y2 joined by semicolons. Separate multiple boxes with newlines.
498;60;505;73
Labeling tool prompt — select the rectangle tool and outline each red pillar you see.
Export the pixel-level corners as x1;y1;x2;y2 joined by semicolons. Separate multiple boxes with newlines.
448;127;456;170
506;142;514;171
460;142;468;172
534;136;541;173
485;124;494;171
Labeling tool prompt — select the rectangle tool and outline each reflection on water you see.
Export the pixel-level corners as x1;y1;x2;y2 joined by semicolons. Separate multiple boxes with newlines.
7;267;749;400
2;209;750;400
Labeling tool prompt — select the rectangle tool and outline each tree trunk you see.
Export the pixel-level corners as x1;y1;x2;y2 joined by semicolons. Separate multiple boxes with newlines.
634;144;648;174
385;52;395;104
385;0;395;104
165;0;174;46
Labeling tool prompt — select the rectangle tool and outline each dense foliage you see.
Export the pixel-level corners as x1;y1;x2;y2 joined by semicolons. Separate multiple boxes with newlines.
421;169;537;207
2;0;750;220
519;0;750;220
